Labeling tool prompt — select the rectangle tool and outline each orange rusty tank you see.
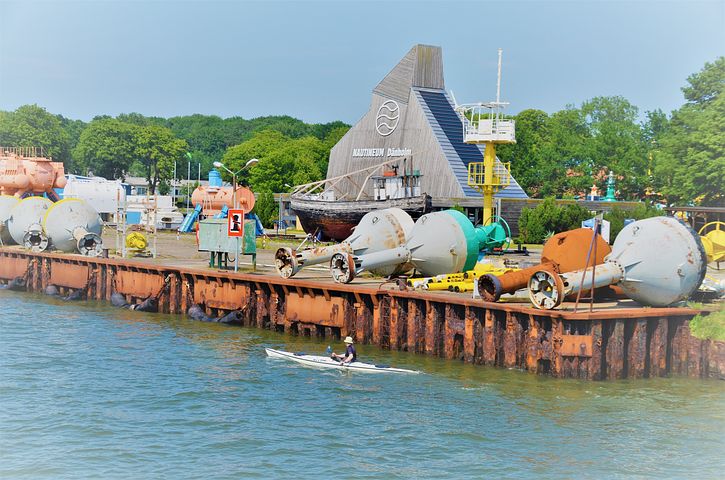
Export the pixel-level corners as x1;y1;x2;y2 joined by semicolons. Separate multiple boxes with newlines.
190;185;255;216
0;149;67;197
478;228;611;302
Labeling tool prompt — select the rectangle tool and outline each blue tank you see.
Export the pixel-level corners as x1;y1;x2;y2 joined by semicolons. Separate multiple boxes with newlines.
208;169;223;188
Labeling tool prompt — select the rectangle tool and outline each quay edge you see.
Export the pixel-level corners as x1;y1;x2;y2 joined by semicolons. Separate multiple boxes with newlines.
1;248;723;381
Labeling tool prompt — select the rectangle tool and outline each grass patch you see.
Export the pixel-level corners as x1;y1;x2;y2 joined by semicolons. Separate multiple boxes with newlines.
689;305;725;341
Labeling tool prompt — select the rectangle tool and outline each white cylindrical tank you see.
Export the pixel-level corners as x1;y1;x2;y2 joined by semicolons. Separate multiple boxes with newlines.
0;195;20;245
43;199;104;256
7;196;53;251
62;175;126;215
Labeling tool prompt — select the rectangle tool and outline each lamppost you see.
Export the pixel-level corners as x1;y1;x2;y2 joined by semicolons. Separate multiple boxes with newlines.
212;158;259;272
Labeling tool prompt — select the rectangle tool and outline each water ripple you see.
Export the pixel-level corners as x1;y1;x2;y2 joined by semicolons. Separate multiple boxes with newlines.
1;290;724;479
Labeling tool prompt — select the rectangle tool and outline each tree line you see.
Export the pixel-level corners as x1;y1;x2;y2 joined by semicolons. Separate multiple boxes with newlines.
496;56;723;206
0;108;349;195
0;56;721;206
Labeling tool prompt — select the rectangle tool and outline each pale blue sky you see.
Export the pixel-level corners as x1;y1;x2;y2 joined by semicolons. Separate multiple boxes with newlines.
1;0;723;123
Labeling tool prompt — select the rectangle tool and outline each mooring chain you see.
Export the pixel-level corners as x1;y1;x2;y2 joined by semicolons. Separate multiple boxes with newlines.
23;258;37;283
82;268;98;295
42;260;52;286
183;279;194;308
107;267;117;291
152;274;172;300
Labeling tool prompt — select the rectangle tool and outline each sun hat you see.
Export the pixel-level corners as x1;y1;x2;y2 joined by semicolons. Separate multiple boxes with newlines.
343;336;354;344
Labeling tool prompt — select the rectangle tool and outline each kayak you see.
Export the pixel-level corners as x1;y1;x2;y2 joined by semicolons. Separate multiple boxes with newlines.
264;348;420;374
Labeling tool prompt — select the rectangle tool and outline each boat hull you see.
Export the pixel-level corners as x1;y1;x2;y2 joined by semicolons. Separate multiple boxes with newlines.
264;348;419;374
291;195;431;240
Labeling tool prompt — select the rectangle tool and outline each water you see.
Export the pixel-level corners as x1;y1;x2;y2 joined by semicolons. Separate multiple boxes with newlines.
1;290;724;479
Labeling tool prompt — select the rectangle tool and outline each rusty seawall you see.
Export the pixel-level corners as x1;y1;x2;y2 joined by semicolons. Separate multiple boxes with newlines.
1;248;723;381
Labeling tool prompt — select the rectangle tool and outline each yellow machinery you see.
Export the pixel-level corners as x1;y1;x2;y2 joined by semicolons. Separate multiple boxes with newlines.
125;232;148;253
454;49;516;223
409;262;519;293
699;221;725;268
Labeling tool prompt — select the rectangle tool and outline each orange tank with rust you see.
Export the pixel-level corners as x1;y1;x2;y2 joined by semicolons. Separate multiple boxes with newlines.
0;150;67;197
190;185;255;216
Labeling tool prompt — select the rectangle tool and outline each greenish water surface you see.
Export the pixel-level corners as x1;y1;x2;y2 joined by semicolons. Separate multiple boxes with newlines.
1;290;723;479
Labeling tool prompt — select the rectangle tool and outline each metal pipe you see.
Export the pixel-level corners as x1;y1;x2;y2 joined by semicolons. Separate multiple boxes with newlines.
528;263;623;310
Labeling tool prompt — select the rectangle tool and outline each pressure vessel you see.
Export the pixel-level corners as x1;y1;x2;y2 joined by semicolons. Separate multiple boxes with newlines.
7;196;53;251
0;153;66;196
43;199;104;256
190;185;255;214
0;195;19;245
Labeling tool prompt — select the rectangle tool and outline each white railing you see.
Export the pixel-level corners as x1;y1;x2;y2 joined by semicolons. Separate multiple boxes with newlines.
463;118;516;144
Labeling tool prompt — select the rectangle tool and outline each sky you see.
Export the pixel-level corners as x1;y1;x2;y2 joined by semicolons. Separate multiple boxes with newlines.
0;0;723;124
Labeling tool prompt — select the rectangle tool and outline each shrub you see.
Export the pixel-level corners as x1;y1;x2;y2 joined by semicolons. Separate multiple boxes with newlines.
689;308;725;341
517;198;592;244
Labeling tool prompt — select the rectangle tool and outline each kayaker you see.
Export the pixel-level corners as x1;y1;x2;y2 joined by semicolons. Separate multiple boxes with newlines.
330;336;357;364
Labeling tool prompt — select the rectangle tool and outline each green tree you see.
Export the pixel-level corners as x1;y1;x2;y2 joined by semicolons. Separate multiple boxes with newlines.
682;56;724;105
539;106;592;197
73;118;138;179
135;125;189;194
222;130;287;185
255;190;277;227
221;130;328;193
654;57;725;205
0;104;71;165
497;109;553;196
580;96;649;199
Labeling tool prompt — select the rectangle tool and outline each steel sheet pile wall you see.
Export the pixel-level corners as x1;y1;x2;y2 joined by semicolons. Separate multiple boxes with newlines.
1;249;722;380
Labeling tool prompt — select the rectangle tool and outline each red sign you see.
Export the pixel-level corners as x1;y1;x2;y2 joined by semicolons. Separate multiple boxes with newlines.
228;209;245;237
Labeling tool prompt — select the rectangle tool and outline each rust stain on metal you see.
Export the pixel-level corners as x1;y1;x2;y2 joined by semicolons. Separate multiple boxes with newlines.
560;334;593;357
285;292;344;327
49;262;89;289
1;247;723;381
114;269;163;299
0;255;28;279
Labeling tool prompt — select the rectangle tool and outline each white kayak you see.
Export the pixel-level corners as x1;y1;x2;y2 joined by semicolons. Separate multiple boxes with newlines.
265;348;420;374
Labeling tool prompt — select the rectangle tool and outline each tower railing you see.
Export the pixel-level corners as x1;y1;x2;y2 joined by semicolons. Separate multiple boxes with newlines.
462;118;516;144
0;146;47;158
467;160;511;193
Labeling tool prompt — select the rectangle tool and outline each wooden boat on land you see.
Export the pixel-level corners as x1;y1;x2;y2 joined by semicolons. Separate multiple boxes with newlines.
290;157;432;240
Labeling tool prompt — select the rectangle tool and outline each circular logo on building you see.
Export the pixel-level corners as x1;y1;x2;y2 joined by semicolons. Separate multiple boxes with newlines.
375;100;400;136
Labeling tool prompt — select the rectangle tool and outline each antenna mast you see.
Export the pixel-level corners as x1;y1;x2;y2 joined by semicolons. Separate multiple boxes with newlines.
454;49;516;224
496;48;502;119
